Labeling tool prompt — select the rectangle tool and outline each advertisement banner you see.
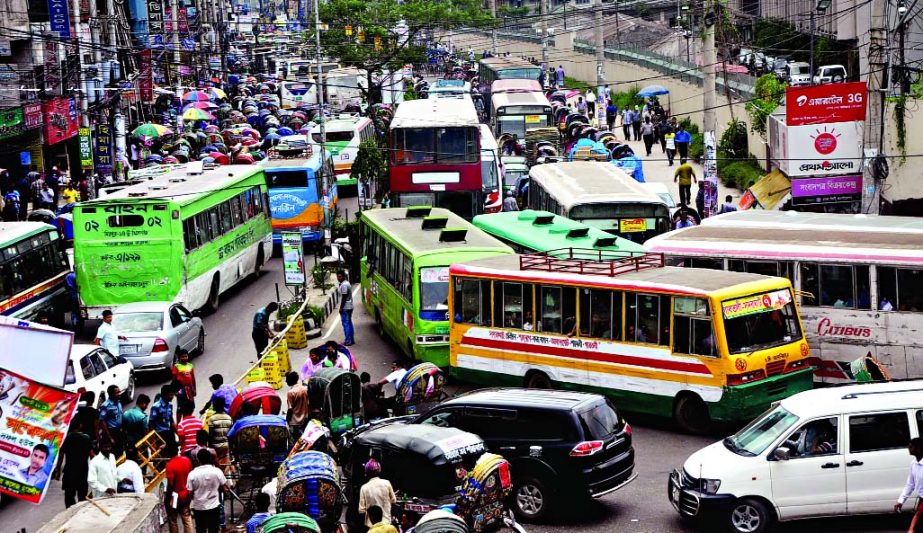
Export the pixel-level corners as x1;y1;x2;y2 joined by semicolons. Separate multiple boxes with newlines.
703;130;718;218
0;108;24;141
281;232;305;285
43;36;60;97
0;368;78;504
23;103;42;129
791;174;862;206
786;81;867;126
147;0;164;46
42;98;79;145
138;49;153;103
95;123;113;175
47;0;71;38
777;120;864;178
722;289;793;320
78;128;93;169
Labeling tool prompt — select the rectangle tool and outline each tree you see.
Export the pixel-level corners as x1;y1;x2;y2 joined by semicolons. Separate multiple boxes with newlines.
351;139;388;201
316;0;494;106
745;74;786;138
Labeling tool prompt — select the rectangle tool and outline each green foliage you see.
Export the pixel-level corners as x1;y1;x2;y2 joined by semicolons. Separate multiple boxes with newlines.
307;305;325;324
676;118;704;162
312;263;332;290
351;139;388;201
745;74;786;138
719;158;764;190
317;0;493;81
718;119;748;162
610;86;644;111
498;5;530;17
278;299;304;321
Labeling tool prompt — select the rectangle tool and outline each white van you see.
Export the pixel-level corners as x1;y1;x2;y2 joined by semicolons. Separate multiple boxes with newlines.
785;62;812;86
668;381;922;533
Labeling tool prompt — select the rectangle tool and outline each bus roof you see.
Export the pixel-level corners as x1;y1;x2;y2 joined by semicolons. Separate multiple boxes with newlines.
0;222;55;246
323;115;372;132
645;211;923;265
360;207;512;257
391;99;479;129
529;162;667;208
479;57;540;71
472;210;646;254
261;150;325;170
491;79;543;93
452;255;785;296
491;91;551;111
84;164;264;206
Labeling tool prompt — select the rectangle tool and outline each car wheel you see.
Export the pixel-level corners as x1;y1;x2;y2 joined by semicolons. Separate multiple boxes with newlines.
728;498;772;533
513;476;551;521
673;393;711;434
124;374;135;402
196;328;206;355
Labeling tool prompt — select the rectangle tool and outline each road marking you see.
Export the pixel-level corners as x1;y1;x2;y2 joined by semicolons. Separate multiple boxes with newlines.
322;286;360;339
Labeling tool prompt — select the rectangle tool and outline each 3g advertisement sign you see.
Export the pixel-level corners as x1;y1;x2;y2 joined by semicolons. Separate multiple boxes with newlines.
786;81;867;126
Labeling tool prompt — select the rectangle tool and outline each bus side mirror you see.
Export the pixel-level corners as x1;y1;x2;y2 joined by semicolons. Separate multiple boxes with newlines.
771;447;790;461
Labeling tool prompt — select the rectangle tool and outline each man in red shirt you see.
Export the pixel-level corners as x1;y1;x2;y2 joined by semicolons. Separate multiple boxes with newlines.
176;401;204;454
165;453;194;533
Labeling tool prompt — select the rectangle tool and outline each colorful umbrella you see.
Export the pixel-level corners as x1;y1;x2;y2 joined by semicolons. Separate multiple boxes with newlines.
132;123;173;138
182;90;211;102
183;108;215;121
206;87;227;100
184;101;219;110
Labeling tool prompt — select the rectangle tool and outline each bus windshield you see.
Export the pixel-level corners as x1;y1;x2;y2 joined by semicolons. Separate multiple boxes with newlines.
313;131;353;143
267;170;308;188
722;288;802;354
498;68;542;80
571;203;668;219
393;127;478;164
284;83;311;95
420;266;450;312
498;115;549;138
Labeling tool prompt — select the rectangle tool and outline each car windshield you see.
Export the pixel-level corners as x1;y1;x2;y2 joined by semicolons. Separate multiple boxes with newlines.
724;405;799;456
112;312;163;332
722;288;802;354
579;400;622;439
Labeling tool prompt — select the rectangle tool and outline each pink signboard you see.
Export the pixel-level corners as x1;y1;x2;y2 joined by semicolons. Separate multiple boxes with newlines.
791;174;862;205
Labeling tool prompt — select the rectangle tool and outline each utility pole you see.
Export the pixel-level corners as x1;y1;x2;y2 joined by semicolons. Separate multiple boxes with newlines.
313;0;327;194
809;11;815;82
540;0;548;68
173;0;181;94
864;0;887;214
72;0;89;127
490;0;498;56
594;0;604;126
702;0;718;218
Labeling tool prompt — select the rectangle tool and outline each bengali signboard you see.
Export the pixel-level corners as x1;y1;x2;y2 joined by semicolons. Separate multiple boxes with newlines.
42;98;79;145
23;103;42;129
281;232;305;285
95;123;113;175
722;289;793;320
147;0;164;46
791;174;862;206
773;118;864;178
47;0;71;38
786;81;867;126
43;36;60;97
0;108;24;141
619;218;646;233
78;128;93;169
138;49;153;102
0;368;78;504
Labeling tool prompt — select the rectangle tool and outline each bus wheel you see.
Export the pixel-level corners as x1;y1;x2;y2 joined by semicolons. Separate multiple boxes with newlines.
524;371;553;389
376;311;384;337
204;276;220;314
673;393;711;434
254;248;265;278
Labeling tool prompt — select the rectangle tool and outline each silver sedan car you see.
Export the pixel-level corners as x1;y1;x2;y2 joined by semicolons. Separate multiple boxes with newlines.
112;301;206;373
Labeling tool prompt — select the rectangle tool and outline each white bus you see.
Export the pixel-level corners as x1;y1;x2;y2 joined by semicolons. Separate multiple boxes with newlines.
280;80;317;109
489;79;552;139
644;210;923;383
310;115;376;196
428;79;471;99
326;67;368;110
528;162;671;243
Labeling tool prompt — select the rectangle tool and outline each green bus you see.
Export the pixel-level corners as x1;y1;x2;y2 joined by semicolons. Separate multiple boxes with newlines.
472;210;645;258
359;206;513;366
0;222;71;324
73;164;273;319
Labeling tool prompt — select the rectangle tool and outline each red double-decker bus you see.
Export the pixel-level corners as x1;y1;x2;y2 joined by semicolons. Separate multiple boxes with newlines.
389;98;500;219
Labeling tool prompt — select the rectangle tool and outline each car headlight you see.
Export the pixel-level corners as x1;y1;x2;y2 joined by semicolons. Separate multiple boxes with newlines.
700;478;721;494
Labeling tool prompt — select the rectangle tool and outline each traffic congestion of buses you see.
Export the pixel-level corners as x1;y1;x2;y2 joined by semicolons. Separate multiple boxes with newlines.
3;42;923;533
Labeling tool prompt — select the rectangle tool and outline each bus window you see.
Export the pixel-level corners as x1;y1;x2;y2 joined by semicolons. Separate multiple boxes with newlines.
673;297;715;357
878;266;923;312
495;282;533;330
538;285;575;334
453;277;490;326
689;257;723;270
626;293;668;344
394;128;434;164
579;289;621;340
802;263;871;309
436;128;478;164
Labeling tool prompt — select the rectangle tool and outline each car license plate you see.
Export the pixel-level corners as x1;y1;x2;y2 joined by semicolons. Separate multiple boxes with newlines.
121;344;139;354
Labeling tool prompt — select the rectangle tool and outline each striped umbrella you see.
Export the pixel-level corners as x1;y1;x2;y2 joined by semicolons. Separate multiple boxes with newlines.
183;101;218;110
182;90;211;102
132;123;173;138
182;108;215;121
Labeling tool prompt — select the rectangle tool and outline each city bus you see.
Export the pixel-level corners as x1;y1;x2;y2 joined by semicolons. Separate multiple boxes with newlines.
73;164;273;318
359;206;513;366
478;124;502;213
448;252;813;431
389;98;493;219
477;57;543;117
490;89;553;139
263;146;337;246
311;114;375;196
326;67;367;110
472;210;645;257
0;222;71;324
428;79;471;99
528;162;671;243
279;80;316;109
644;210;923;383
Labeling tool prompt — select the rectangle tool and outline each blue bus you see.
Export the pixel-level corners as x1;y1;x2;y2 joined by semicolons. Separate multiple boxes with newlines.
263;143;338;245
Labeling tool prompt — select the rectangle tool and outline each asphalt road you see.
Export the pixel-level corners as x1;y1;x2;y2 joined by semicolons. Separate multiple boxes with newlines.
0;199;910;532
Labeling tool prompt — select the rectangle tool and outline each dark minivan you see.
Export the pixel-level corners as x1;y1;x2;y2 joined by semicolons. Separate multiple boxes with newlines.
412;388;636;520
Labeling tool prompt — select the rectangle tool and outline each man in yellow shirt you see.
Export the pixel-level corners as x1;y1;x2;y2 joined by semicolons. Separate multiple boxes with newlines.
367;505;398;533
61;183;79;205
674;162;697;206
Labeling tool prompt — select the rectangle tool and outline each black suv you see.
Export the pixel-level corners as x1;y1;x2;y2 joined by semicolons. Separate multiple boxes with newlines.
411;388;636;520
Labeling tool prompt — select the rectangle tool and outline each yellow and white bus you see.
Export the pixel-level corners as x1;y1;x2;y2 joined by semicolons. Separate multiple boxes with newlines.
645;210;923;383
448;252;812;432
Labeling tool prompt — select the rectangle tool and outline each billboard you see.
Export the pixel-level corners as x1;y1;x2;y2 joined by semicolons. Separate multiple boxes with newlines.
774;119;864;178
791;175;862;206
786;81;867;126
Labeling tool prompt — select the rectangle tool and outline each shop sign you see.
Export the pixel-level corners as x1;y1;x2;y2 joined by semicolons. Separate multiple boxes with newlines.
23;103;42;129
0;107;25;141
95;123;113;175
44;36;60;96
42;97;79;145
786;81;867;126
138;49;153;102
78;128;93;169
47;0;71;38
619;218;646;233
0;39;11;56
791;175;862;206
147;0;164;45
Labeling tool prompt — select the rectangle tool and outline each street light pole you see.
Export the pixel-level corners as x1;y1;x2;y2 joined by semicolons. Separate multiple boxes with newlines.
809;11;814;83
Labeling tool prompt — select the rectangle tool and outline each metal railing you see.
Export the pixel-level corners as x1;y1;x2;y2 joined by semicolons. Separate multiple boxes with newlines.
520;249;664;276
